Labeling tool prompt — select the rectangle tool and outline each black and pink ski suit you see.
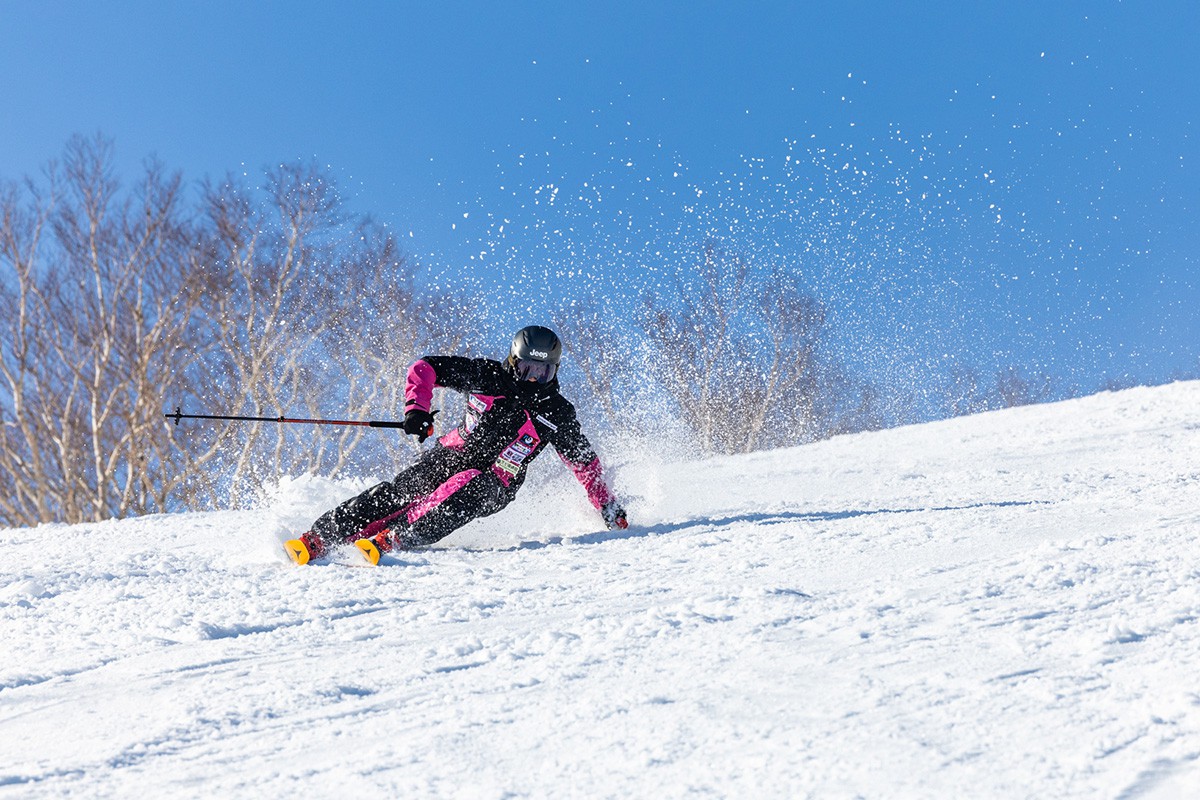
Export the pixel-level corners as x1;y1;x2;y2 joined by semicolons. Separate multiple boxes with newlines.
309;355;620;548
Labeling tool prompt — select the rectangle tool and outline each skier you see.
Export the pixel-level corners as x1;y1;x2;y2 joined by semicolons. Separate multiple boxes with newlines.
285;325;629;565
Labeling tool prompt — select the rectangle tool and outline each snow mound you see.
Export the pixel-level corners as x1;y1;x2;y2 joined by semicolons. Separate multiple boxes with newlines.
2;382;1199;798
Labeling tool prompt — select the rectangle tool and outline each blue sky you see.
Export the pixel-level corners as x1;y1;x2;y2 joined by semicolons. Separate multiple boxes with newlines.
2;1;1197;395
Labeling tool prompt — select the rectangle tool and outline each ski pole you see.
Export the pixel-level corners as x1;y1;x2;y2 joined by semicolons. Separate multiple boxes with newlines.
165;407;407;429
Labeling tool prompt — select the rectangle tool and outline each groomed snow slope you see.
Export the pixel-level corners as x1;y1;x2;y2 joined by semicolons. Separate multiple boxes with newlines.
2;382;1199;798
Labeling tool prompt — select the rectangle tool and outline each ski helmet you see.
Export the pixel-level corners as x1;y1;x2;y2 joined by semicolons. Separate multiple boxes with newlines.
507;325;562;383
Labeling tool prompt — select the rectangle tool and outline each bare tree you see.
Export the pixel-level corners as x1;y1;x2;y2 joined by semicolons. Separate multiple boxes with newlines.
0;134;210;525
640;241;834;455
746;272;826;449
553;297;625;434
1;138;457;527
995;366;1053;408
946;365;990;417
0;174;57;524
165;162;475;504
182;163;344;493
167;163;439;503
313;219;471;476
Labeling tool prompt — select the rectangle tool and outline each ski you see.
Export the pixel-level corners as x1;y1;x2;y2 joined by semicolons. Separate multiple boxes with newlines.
283;533;385;566
354;538;383;566
284;537;315;565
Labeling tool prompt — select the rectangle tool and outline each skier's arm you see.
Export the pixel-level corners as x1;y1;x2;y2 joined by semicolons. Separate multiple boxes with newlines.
404;356;501;413
550;407;628;529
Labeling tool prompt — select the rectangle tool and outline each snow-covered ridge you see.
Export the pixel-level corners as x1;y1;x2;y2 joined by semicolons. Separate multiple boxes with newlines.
2;382;1199;798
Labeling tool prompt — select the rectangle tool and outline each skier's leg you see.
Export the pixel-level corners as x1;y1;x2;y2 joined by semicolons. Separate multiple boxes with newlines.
387;445;476;500
353;468;511;563
396;470;513;547
309;446;468;545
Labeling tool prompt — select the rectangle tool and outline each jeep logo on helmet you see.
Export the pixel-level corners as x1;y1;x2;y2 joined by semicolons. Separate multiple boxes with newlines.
530;349;548;359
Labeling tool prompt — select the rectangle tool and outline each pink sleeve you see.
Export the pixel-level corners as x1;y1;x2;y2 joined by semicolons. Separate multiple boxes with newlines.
405;359;437;413
560;455;615;510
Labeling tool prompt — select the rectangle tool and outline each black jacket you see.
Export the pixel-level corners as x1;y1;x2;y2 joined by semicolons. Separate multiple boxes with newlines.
406;356;611;504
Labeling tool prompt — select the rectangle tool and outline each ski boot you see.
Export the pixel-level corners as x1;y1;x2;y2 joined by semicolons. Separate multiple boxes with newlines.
354;528;397;566
284;531;327;565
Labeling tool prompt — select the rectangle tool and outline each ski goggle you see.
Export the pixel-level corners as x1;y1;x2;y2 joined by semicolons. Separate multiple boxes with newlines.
515;358;557;383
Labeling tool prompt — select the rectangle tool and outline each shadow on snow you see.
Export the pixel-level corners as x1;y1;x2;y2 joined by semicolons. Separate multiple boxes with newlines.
481;499;1048;553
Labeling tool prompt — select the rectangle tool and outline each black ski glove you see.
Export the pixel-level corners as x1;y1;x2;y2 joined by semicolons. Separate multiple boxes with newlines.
601;499;628;530
403;409;437;443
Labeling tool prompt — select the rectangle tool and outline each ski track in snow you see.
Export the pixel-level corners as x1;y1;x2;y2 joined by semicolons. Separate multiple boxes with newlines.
2;383;1199;798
